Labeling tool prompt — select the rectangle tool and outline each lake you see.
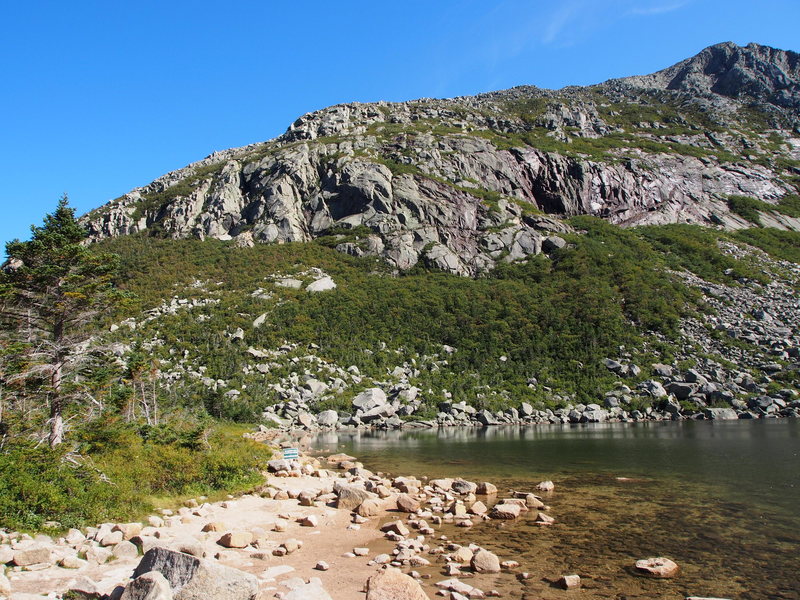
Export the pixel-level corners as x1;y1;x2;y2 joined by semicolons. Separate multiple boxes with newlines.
311;419;800;599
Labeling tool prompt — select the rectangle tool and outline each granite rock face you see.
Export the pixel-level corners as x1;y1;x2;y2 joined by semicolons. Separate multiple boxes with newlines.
83;43;800;275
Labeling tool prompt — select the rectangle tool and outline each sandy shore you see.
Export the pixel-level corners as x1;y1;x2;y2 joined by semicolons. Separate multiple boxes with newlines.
2;447;541;599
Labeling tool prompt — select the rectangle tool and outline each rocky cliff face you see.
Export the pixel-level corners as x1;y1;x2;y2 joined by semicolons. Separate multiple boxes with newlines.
83;42;800;275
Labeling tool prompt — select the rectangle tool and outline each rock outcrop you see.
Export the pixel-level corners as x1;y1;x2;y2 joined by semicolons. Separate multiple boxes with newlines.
82;42;800;276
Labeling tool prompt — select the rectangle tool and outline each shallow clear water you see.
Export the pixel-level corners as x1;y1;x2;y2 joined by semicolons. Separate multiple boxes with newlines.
310;420;800;600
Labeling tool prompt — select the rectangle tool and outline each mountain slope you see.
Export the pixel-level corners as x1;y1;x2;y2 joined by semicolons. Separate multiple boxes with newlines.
83;42;800;276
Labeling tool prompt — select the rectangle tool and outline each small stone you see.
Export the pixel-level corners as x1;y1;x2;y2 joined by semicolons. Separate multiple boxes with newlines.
283;538;301;554
356;498;384;517
300;515;319;527
468;501;487;515
381;520;410;537
635;557;680;578
217;531;253;548
273;519;288;532
84;545;112;564
456;519;474;528
535;480;554;492
453;547;473;564
476;482;497;495
353;547;369;556
201;522;226;533
559;574;581;589
147;516;165;528
315;561;329;571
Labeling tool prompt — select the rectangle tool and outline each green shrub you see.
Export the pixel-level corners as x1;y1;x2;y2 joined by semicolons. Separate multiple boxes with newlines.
0;422;271;532
726;195;767;226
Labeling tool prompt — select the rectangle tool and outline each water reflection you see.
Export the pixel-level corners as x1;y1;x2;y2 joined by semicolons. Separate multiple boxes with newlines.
308;419;800;516
305;419;800;599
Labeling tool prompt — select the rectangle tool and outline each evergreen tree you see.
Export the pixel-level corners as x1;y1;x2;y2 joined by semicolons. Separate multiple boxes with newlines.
0;196;123;447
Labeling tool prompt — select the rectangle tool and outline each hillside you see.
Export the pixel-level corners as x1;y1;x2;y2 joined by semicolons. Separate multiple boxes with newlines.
83;42;800;276
1;42;800;534
74;42;800;430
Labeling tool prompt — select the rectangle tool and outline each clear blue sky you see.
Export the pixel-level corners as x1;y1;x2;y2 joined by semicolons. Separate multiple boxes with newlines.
1;0;798;247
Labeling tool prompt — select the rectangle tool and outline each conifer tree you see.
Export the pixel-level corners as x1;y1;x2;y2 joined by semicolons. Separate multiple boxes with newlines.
0;196;122;447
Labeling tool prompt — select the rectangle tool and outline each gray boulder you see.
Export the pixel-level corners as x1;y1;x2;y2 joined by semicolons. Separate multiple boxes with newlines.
333;482;376;511
475;410;497;426
120;571;174;600
640;380;668;398
666;382;697;400
268;459;291;472
360;403;396;422
703;407;739;420
316;410;339;427
352;388;387;411
132;547;258;600
652;363;674;377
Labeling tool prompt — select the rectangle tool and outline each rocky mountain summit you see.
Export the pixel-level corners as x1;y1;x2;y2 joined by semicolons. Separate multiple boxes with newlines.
84;43;800;275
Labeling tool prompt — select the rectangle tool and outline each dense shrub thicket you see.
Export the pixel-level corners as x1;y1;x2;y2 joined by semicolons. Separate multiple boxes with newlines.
0;422;270;531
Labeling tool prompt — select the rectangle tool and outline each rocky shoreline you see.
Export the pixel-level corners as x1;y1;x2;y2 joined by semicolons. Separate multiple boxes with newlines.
258;371;800;437
1;443;728;600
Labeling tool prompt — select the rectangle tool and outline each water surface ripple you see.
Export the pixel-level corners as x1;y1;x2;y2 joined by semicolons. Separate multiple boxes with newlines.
312;420;799;599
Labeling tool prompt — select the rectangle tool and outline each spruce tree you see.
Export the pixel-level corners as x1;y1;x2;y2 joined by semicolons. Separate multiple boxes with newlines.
0;196;122;447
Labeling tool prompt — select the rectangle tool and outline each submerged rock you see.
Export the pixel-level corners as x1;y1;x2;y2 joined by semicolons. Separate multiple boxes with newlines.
635;557;680;578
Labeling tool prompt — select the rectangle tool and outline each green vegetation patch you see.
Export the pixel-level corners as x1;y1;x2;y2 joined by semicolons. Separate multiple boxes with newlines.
732;228;800;264
638;223;769;284
0;422;270;531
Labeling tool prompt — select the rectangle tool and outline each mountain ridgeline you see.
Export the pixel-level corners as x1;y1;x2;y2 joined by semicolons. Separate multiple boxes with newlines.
84;42;800;276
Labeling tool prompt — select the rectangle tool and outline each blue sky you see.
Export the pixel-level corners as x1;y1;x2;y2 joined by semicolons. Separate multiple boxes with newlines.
1;0;798;247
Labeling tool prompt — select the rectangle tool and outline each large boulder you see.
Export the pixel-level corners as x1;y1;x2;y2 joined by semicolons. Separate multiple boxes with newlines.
703;407;739;420
12;544;53;566
360;403;397;422
316;410;339;427
352;388;387;411
471;549;501;573
451;479;477;494
120;571;174;600
395;494;421;513
306;277;337;292
334;482;376;511
132;547;258;600
489;503;521;519
364;566;430;600
475;410;497;426
217;531;253;549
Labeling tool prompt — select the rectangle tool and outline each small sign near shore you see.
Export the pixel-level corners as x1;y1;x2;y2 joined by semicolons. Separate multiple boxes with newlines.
282;448;299;460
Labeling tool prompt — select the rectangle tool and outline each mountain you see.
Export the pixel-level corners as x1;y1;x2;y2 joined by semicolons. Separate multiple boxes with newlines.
83;42;800;276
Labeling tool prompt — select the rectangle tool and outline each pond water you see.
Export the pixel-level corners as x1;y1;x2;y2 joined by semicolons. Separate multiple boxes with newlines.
311;419;800;600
